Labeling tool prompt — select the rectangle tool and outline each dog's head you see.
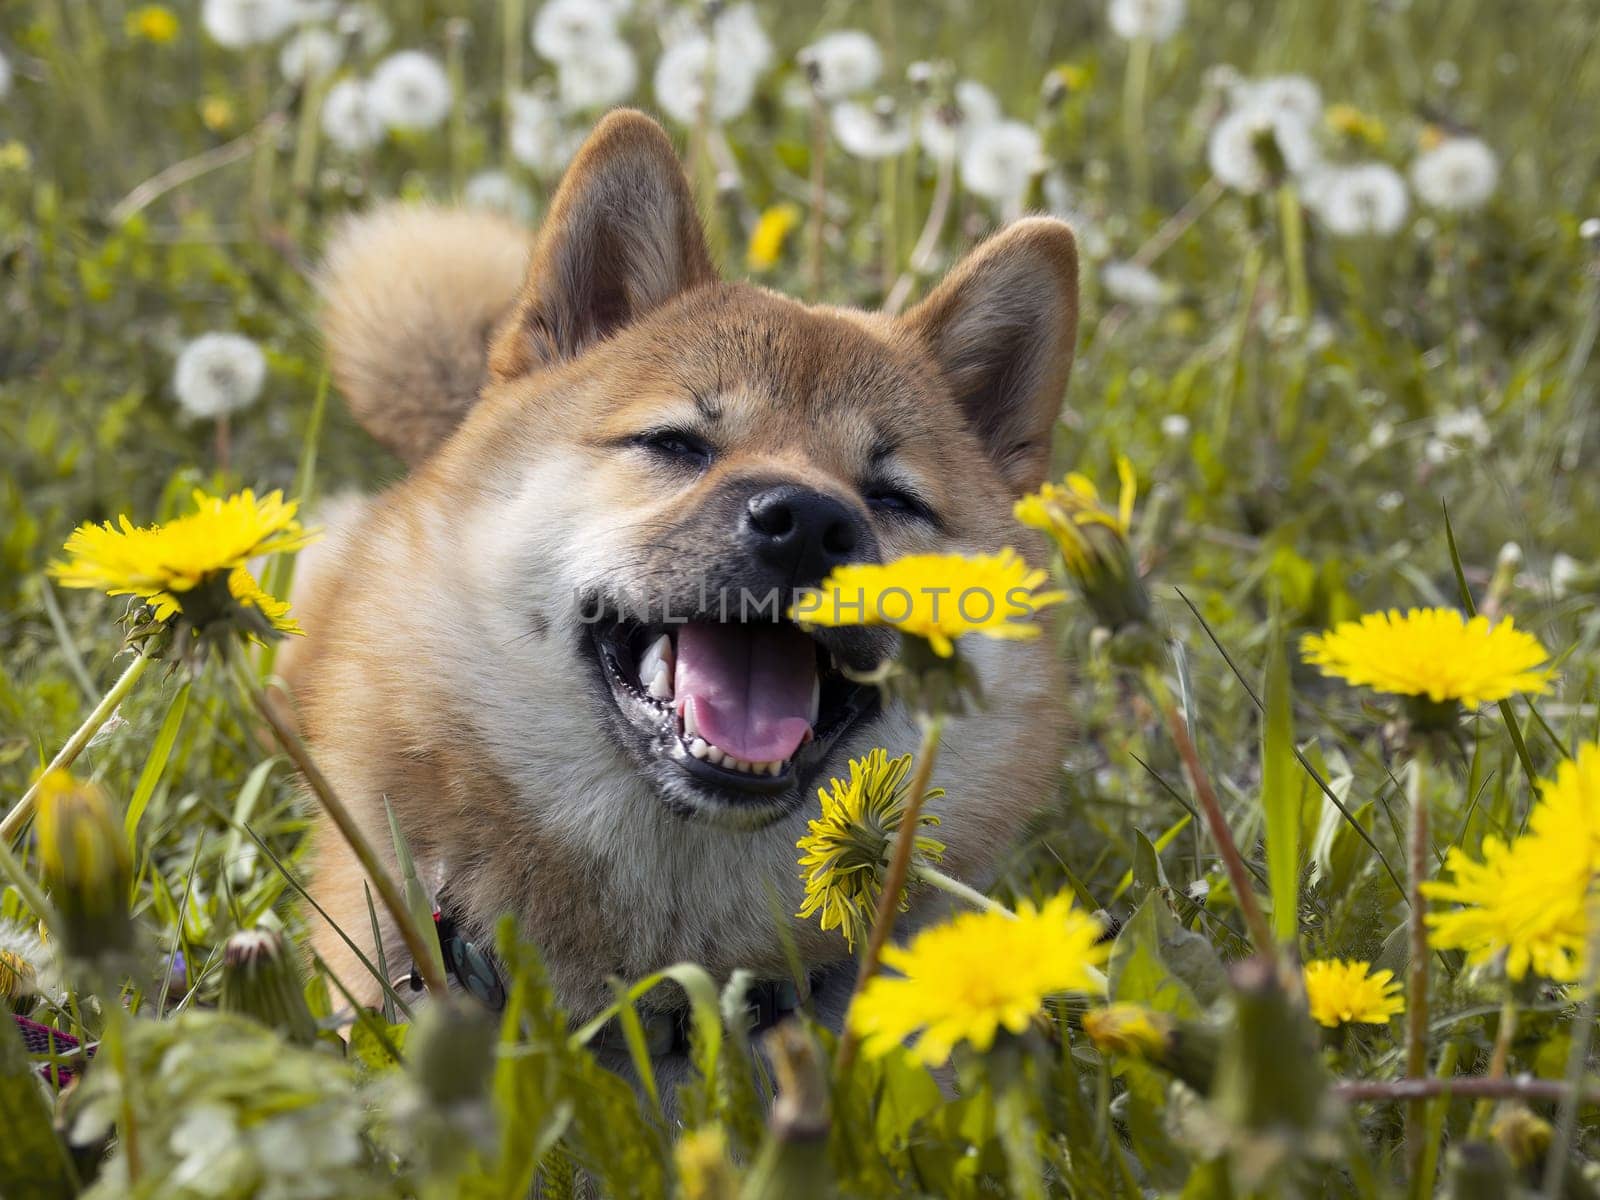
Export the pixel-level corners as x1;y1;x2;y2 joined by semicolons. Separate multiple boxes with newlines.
399;111;1077;833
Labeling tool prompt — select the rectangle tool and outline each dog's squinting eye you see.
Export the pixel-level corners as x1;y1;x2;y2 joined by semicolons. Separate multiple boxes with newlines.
864;484;936;524
634;429;714;471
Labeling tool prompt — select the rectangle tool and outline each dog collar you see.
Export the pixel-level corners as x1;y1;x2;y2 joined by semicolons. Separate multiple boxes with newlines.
416;897;815;1057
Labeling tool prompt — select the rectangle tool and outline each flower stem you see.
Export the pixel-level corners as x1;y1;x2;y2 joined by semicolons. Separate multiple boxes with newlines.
2;650;152;846
1468;991;1518;1136
1157;691;1277;964
912;863;1013;916
226;650;448;997
835;713;946;1074
883;150;953;315
1277;182;1310;329
1403;748;1432;1185
1122;36;1151;205
806;84;828;302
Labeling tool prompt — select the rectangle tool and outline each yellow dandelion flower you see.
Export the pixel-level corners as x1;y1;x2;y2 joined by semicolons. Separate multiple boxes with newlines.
746;203;801;272
199;95;236;133
126;4;180;44
226;567;304;637
1302;959;1404;1028
1082;1003;1173;1058
790;549;1064;658
1014;456;1149;630
1325;103;1386;147
848;892;1107;1066
0;141;31;173
796;749;944;950
1423;830;1592;982
50;489;315;616
1522;741;1600;868
1300;608;1551;708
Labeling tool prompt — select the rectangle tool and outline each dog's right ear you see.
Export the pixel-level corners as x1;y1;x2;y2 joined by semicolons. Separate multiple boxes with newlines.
489;110;717;381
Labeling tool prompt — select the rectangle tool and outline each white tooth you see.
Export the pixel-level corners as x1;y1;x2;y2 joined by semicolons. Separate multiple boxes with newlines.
639;634;673;686
731;757;749;773
768;761;785;776
705;745;725;764
647;668;673;701
682;701;698;737
808;676;821;726
690;738;711;759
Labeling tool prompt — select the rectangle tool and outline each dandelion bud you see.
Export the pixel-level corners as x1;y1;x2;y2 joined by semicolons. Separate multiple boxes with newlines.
406;999;496;1111
674;1125;740;1200
1442;1142;1516;1200
1082;1003;1218;1094
219;927;319;1045
1;948;37;1014
34;770;135;968
1015;458;1154;637
1489;1104;1552;1169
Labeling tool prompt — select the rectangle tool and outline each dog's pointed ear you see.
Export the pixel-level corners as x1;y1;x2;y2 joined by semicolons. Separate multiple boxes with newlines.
489;110;716;380
901;217;1079;493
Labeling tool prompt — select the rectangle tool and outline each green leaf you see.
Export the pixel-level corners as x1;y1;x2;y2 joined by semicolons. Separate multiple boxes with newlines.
0;1019;79;1198
1262;629;1301;947
124;680;190;842
1111;892;1228;1017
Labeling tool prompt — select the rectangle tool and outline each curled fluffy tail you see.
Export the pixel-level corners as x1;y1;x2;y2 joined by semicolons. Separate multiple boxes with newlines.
318;205;531;466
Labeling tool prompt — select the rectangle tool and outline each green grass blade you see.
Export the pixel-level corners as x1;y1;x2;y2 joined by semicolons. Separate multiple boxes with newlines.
1442;502;1542;793
1262;627;1300;947
124;680;190;843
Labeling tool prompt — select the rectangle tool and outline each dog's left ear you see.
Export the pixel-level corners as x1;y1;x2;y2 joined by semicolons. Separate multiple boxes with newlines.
902;217;1079;493
489;109;717;380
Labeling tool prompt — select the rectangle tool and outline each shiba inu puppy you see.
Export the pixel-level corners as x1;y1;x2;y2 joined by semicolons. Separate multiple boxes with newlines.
285;110;1078;1057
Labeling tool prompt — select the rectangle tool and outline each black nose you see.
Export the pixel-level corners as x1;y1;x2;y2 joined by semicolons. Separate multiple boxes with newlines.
743;485;868;582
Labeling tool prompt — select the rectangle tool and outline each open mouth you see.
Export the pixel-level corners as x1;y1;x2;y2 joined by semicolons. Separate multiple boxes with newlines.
589;614;882;811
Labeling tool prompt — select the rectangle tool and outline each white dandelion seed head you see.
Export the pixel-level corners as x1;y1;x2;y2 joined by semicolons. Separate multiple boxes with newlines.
1161;413;1191;439
508;91;580;173
798;30;882;102
0;920;59;1001
1232;74;1322;126
1102;260;1170;307
711;3;774;75
557;37;637;109
959;119;1044;206
287;0;338;20
1552;553;1583;599
1497;541;1523;570
1316;162;1410;237
1107;0;1185;43
321;78;384;152
368;50;452;132
1580;217;1600;241
533;0;620;65
919;79;1000;163
653;35;758;126
337;2;392;55
1206;104;1318;194
173;333;268;420
279;27;343;85
1410;136;1498;212
202;0;294;49
1435;406;1491;448
1367;419;1395;450
464;170;535;223
831;98;912;160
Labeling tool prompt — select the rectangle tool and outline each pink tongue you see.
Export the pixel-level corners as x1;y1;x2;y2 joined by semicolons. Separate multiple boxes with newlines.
675;621;817;763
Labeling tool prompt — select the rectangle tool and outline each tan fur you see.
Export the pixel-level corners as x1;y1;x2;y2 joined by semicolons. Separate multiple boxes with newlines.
289;111;1079;1030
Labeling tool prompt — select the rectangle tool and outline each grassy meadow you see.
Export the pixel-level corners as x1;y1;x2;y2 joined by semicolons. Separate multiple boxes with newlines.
4;0;1600;1195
